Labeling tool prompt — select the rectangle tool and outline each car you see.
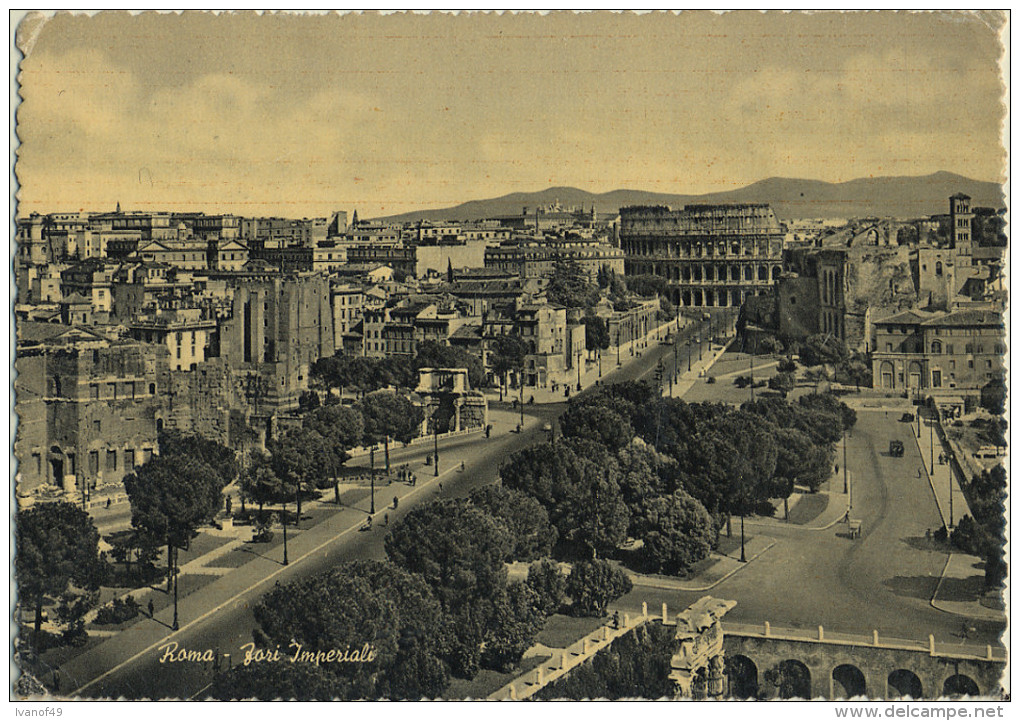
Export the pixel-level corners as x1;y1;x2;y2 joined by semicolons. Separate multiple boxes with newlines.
889;440;905;457
899;412;915;423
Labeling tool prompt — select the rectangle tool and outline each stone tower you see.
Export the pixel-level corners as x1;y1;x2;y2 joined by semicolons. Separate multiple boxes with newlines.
950;193;973;265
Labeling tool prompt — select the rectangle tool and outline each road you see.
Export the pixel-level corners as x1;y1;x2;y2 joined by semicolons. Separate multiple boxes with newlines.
613;409;1004;647
71;318;716;699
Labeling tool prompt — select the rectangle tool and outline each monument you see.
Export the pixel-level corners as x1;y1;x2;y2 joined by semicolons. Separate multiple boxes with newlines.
668;596;738;699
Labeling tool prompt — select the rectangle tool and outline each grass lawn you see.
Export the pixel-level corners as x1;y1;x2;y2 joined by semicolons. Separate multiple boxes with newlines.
788;493;829;525
176;532;235;566
535;613;606;649
444;654;550;700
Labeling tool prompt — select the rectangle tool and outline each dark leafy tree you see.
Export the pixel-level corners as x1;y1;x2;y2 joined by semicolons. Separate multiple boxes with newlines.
545;258;601;310
614;439;678;534
481;582;547;672
526;558;568;616
385;498;513;609
157;430;237;485
356;391;424;474
303;405;365;502
799;334;850;367
209;661;340;701
468;485;557;562
16;502;103;650
559;402;634;451
248;560;449;700
124;453;226;591
624;274;668;298
798;392;857;432
240;453;287;512
267;427;335;522
566;559;633;617
583;312;611;358
767;371;796;396
489;333;529;400
640;491;714;576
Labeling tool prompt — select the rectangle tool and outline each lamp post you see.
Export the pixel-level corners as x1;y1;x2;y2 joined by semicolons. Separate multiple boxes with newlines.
687;338;692;372
739;513;747;563
617;330;621;367
750;353;755;402
171;547;179;630
916;385;921;438
281;498;289;566
369;447;376;514
842;428;848;494
433;410;440;477
576;348;582;392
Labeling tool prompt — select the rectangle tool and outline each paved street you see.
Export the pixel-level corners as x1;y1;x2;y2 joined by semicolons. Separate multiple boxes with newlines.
612;408;1004;649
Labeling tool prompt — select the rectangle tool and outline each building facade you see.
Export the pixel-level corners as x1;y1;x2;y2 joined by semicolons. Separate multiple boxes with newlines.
619;204;785;308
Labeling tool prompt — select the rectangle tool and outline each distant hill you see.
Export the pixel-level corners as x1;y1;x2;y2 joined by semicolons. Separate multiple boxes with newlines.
371;172;1004;223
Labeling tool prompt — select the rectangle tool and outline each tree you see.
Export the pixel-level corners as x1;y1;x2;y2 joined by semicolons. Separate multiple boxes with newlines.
157;430;237;485
767;371;796;396
303;405;365;503
210;661;339;701
500;439;629;557
414;341;484;390
247;560;449;699
240;453;286;512
558;402;634;451
624;274;668;298
566;559;632;617
356;392;424;474
124;454;226;594
980;378;1007;415
16;501;103;650
526;558;567;616
489;333;529;401
385;498;513;610
546;258;601;310
468;485;557;562
640;492;714;576
799;334;850;368
481;582;547;672
583;312;611;359
614;439;678;534
798;392;857;433
267;427;336;522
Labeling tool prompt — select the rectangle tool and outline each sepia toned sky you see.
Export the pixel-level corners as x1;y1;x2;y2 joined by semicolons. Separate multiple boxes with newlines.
14;11;1007;218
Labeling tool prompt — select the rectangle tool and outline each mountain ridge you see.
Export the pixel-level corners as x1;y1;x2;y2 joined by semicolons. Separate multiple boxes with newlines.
370;172;1004;223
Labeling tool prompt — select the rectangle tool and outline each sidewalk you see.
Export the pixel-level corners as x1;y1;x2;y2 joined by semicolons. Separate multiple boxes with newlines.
913;412;972;529
482;317;688;406
57;420;518;697
666;337;735;399
931;554;1005;622
627;535;775;592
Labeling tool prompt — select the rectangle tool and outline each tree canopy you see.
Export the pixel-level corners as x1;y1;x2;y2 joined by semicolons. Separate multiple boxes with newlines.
468;485;558;562
545;258;601;310
639;491;714;576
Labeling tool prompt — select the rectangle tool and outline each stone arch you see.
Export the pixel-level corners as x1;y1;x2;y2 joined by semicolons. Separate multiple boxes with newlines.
683;265;691;281
731;289;742;306
888;669;923;699
880;361;895;389
942;674;979;698
744;266;753;281
725;654;759;699
772;265;781;281
682;291;692;307
156;418;164;431
705;290;715;307
693;290;703;306
768;659;812;699
832;664;867;699
758;265;767;281
731;266;740;282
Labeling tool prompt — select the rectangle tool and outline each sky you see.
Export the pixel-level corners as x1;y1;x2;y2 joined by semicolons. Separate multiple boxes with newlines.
14;11;1008;219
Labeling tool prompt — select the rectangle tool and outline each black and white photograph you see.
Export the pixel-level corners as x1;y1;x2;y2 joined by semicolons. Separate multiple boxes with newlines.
10;10;1009;703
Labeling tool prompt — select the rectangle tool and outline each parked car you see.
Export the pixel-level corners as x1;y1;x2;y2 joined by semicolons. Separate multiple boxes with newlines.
889;440;905;457
899;412;915;423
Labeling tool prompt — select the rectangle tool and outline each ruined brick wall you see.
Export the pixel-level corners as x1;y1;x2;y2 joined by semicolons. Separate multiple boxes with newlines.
157;357;247;447
845;246;917;350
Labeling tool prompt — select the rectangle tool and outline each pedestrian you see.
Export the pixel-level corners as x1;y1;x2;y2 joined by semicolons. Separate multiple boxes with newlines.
613;611;620;630
925;528;932;542
384;513;389;526
460;461;466;472
393;496;399;510
438;482;443;493
148;598;155;618
106;498;112;509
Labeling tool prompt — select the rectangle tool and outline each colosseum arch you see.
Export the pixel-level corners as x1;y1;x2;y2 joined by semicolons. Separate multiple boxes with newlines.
768;659;812;699
943;674;980;698
725;655;759;699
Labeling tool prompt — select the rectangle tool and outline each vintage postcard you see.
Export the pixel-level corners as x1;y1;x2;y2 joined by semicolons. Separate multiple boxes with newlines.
10;10;1008;705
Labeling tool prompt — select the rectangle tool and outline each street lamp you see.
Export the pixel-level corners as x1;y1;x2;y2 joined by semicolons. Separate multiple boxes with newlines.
369;447;377;514
617;330;621;367
281;499;289;566
171;548;179;630
576;348;582;392
739;513;747;563
687;338;692;372
842;428;848;494
434;413;440;478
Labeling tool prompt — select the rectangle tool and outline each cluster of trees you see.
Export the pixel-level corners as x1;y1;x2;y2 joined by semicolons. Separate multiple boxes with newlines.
311;341;485;396
546;258;602;310
952;465;1006;589
501;381;854;574
795;334;872;389
213;486;561;699
243;394;422;526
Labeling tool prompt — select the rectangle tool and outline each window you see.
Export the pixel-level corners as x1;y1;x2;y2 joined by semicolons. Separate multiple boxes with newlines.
949;360;955;370
935;261;943;276
108;382;118;399
106;450;117;471
886;343;893;352
93;419;101;433
986;359;992;369
90;384;99;400
931;340;942;354
125;449;135;469
32;453;41;475
965;344;974;354
89;451;99;475
947;345;954;355
968;360;974;369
